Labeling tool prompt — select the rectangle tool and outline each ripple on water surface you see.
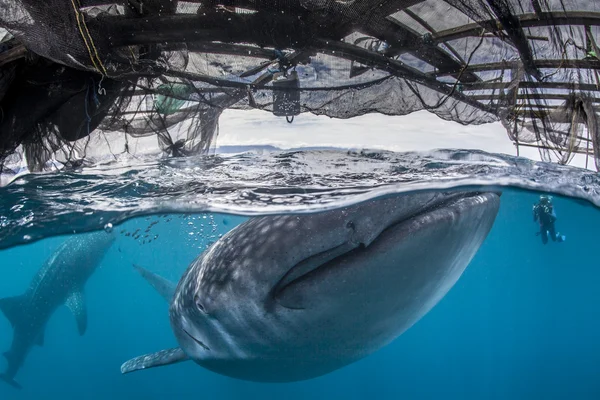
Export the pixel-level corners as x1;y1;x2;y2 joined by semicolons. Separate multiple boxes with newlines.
0;149;599;249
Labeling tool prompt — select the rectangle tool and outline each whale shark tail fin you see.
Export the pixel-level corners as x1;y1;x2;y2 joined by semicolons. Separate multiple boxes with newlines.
0;295;28;328
132;264;176;302
0;373;22;390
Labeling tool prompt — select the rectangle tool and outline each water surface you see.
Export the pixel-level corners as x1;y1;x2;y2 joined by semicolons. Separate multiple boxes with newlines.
0;149;599;399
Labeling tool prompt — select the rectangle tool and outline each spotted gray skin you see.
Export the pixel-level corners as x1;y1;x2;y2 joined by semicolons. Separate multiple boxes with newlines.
123;191;500;382
0;231;116;389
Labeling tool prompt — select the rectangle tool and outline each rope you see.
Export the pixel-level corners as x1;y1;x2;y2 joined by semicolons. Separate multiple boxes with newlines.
97;75;106;96
70;0;108;76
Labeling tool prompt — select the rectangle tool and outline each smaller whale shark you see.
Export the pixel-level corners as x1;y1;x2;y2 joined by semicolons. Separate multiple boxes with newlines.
122;191;500;382
0;231;116;389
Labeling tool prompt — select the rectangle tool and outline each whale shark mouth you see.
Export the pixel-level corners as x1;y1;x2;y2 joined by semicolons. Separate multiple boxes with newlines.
183;328;210;351
272;191;499;307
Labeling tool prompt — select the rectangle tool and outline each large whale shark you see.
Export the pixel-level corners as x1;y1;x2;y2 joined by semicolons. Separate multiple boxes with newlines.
122;191;500;382
0;230;116;388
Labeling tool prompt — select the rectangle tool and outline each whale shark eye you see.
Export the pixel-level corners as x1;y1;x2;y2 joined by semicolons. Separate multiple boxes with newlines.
346;221;355;231
194;295;207;314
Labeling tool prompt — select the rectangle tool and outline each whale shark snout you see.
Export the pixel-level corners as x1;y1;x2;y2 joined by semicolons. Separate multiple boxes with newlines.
123;191;500;382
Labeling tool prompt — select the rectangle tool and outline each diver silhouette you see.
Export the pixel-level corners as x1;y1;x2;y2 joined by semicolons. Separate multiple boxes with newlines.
533;195;566;245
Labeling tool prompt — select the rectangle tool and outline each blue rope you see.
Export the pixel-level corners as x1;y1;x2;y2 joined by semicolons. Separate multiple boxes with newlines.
274;49;285;60
92;84;100;107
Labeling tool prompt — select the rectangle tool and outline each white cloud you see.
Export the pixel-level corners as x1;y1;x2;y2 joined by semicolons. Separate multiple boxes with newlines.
217;109;595;170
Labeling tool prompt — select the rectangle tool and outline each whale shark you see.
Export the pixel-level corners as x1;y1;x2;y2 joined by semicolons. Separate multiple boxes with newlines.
122;191;500;382
0;230;116;389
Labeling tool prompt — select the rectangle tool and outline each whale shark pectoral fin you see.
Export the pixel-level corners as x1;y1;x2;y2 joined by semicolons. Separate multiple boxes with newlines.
0;295;28;328
133;264;176;302
120;347;189;374
65;291;87;336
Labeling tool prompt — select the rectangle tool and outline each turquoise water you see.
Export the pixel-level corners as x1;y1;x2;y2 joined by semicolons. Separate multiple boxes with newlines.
0;188;598;399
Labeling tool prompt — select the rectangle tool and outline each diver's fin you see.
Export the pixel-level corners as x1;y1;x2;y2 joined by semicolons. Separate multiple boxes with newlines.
35;331;44;347
133;264;176;302
120;347;189;374
0;373;22;389
0;295;28;328
65;291;87;335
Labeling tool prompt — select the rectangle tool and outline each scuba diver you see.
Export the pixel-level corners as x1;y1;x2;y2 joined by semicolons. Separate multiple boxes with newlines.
533;195;566;245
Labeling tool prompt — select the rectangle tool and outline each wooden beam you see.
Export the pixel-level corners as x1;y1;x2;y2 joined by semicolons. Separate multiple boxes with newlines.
0;44;27;67
102;8;481;84
434;12;600;43
431;59;600;77
512;108;595;123
530;0;544;16
514;104;559;109
403;8;467;64
471;93;600;102
373;16;481;83
178;42;277;59
514;141;594;155
104;11;314;48
485;1;540;79
309;0;482;83
463;81;600;92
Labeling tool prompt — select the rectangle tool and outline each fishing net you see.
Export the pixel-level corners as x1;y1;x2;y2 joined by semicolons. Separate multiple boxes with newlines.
1;0;600;172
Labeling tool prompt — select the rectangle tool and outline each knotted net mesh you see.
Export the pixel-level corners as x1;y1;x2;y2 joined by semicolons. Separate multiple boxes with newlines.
1;0;599;173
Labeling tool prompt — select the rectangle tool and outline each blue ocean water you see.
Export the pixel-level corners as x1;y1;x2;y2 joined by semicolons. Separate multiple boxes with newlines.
0;188;598;399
